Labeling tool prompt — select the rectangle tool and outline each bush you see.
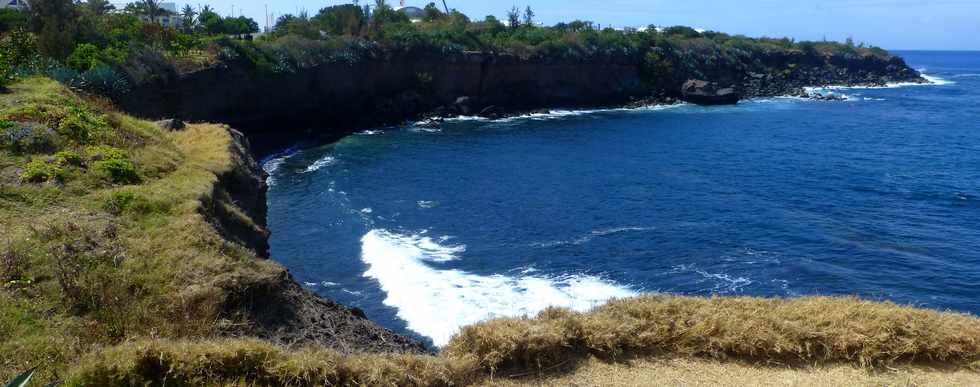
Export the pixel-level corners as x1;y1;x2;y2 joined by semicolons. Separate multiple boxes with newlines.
0;9;28;33
20;158;66;183
54;150;84;167
0;241;28;287
78;65;130;96
57;105;110;144
93;158;139;184
84;144;125;161
66;43;102;71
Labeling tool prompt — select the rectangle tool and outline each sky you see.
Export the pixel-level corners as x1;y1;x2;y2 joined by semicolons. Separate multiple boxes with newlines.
165;0;980;50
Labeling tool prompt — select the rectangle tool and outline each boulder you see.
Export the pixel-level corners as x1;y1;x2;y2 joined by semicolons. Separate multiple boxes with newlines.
680;79;741;105
154;118;186;130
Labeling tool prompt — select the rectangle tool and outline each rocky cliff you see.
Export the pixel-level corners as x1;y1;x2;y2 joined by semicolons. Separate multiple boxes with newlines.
118;49;922;140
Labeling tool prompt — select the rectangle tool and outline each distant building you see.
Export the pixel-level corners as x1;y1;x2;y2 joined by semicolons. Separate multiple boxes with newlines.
0;0;29;11
396;6;424;23
137;2;187;28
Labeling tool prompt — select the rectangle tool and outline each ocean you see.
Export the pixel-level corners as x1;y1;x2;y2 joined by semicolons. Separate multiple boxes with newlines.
264;51;980;347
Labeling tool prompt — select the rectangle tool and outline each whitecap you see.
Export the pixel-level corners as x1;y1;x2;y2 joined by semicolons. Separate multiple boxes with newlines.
417;200;439;209
361;229;636;346
356;129;384;135
303;155;336;173
921;74;955;86
342;289;364;296
951;73;980;79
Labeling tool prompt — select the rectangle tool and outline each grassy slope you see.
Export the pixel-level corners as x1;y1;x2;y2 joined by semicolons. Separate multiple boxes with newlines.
2;78;979;386
0;78;283;383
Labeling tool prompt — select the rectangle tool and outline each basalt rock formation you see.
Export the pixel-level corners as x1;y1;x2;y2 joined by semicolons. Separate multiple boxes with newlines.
117;49;923;141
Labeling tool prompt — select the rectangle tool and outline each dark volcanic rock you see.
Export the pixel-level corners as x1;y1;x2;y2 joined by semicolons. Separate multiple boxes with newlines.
680;80;741;105
224;270;428;354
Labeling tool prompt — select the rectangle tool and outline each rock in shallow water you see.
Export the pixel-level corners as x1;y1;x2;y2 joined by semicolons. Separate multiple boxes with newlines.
680;79;742;105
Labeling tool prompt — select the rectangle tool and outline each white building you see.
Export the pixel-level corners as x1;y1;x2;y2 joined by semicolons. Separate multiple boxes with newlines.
137;2;187;28
0;0;29;11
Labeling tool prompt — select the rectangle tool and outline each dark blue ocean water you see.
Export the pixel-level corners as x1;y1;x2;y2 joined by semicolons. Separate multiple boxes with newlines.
265;51;980;347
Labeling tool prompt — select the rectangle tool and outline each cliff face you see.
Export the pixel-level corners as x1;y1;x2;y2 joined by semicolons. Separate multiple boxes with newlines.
119;50;921;138
120;53;644;132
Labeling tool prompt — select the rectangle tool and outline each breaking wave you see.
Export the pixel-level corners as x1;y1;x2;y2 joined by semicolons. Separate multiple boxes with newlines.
360;229;636;346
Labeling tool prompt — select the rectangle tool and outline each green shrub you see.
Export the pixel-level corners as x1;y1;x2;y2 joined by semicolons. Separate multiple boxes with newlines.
20;158;66;183
93;158;138;184
66;43;102;71
57;105;111;144
54;150;84;167
78;65;130;97
84;145;125;161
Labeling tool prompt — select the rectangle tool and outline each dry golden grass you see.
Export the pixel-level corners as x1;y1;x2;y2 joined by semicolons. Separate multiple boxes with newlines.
447;296;980;374
68;296;980;386
486;356;980;387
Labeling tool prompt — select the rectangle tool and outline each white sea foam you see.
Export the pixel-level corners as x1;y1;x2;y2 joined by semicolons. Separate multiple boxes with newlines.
443;104;686;124
262;155;290;186
356;129;384;135
361;229;636;346
303;156;336;173
951;73;980;79
921;73;955;86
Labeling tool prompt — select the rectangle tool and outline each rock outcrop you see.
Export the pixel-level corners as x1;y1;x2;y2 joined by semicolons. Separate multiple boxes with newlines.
680;80;741;105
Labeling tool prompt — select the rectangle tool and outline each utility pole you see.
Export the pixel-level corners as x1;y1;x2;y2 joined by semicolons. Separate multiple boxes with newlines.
441;0;449;13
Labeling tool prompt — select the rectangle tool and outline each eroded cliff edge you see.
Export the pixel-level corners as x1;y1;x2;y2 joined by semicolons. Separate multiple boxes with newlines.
209;126;426;353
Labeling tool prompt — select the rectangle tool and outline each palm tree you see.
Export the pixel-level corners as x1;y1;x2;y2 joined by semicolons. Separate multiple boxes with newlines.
181;4;197;30
140;0;164;18
181;4;196;22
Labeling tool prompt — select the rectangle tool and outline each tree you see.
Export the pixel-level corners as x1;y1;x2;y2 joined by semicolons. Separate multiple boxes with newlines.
313;4;365;36
422;3;444;22
28;0;79;59
181;4;196;22
83;0;115;16
506;6;520;29
522;6;534;27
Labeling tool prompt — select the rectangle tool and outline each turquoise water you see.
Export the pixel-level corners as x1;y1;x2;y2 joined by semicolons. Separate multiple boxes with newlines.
265;51;980;347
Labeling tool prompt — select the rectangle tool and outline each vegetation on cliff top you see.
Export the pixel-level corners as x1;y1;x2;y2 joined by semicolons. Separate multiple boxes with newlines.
1;1;896;97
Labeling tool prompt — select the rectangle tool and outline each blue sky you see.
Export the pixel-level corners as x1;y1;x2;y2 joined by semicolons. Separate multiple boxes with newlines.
171;0;980;50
